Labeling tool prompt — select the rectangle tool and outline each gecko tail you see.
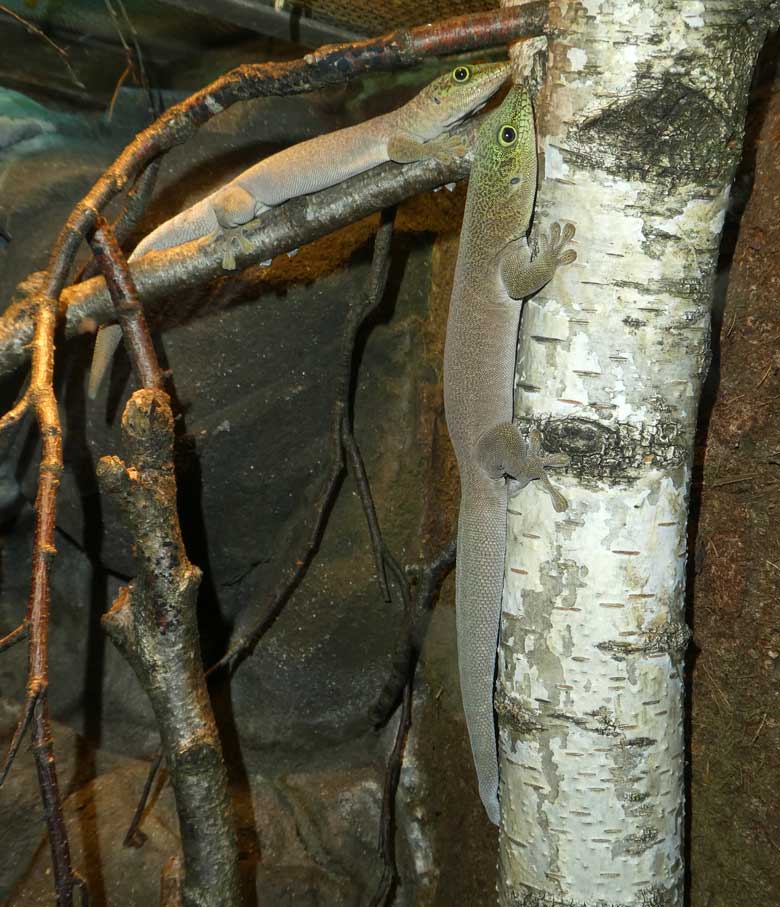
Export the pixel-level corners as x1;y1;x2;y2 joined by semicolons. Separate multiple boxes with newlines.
87;198;222;400
88;323;123;400
455;479;508;826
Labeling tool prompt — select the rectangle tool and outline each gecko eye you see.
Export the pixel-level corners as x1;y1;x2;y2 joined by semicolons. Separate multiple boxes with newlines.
498;124;517;146
452;65;471;83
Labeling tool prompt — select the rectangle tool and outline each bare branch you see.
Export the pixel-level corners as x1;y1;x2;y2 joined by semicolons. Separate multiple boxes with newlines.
2;288;82;905
369;681;413;907
0;126;474;379
0;3;545;378
99;390;240;905
0;12;543;899
88;217;164;391
0;693;36;787
123;751;164;847
0;4;85;89
0;621;28;653
0;389;30;436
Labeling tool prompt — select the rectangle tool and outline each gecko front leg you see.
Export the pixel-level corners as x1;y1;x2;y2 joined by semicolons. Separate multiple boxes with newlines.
387;130;467;165
500;222;577;301
210;184;271;270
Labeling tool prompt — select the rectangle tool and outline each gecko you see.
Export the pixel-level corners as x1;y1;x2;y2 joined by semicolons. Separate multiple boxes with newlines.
443;85;576;825
87;61;510;399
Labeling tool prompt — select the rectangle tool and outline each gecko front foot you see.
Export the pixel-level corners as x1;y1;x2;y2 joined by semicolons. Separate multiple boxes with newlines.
500;221;577;300
536;222;577;268
388;131;467;165
424;131;468;164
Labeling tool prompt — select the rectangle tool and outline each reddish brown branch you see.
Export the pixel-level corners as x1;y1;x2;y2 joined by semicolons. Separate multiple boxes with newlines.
77;158;162;284
0;11;544;902
0;390;30;435
0;288;81;905
0;5;544;374
89;217;164;391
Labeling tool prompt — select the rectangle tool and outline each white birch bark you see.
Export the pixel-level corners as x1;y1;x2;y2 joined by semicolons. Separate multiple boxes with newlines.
496;1;778;904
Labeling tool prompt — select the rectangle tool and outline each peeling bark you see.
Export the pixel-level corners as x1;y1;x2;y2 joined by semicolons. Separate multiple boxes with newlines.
496;2;778;904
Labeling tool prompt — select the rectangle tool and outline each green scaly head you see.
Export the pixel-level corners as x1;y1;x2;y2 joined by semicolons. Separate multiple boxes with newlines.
464;86;537;257
401;61;511;140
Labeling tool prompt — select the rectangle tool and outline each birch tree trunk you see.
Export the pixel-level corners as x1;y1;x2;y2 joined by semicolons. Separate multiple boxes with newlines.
496;2;779;903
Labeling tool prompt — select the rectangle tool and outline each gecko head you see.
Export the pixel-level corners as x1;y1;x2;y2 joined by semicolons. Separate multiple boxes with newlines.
415;61;511;132
471;86;537;242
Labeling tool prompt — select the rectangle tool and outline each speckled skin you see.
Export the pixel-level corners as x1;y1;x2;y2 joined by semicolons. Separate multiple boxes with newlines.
443;87;576;824
87;63;509;399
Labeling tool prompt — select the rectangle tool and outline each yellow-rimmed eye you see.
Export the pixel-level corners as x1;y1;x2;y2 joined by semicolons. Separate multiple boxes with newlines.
498;124;517;146
452;65;471;83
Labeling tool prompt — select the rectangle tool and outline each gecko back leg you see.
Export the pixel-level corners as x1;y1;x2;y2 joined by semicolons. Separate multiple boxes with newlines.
476;422;569;512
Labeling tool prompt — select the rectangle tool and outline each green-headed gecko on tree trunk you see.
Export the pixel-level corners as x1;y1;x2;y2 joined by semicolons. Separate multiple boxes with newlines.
88;61;511;399
443;85;577;825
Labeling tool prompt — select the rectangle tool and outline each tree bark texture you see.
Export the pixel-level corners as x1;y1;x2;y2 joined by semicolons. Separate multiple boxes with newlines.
496;2;778;904
99;390;240;907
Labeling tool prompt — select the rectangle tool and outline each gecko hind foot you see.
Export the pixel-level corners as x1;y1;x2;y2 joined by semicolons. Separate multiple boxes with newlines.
496;427;569;512
524;428;569;512
213;225;256;271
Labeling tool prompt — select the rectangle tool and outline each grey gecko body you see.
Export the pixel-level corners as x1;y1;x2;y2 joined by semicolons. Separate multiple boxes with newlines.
443;86;576;824
88;62;510;399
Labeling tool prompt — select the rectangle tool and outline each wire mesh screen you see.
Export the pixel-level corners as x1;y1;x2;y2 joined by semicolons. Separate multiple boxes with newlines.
283;0;500;36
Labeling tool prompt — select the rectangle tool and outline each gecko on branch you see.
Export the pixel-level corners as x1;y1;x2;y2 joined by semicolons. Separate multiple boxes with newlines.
88;61;510;399
443;85;576;825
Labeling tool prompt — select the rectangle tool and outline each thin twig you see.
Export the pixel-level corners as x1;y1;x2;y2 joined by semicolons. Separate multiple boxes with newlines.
209;212;398;673
107;64;131;122
76;158;162;284
342;429;392;601
367;541;456;905
118;0;156;115
0;4;86;89
88;217;164;391
0;388;30;436
104;0;156;117
0;621;29;653
124;751;164;846
0;693;36;786
340;211;396;600
369;681;413;907
206;455;343;677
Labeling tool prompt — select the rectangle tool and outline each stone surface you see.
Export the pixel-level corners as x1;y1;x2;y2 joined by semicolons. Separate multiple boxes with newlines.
0;699;400;906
